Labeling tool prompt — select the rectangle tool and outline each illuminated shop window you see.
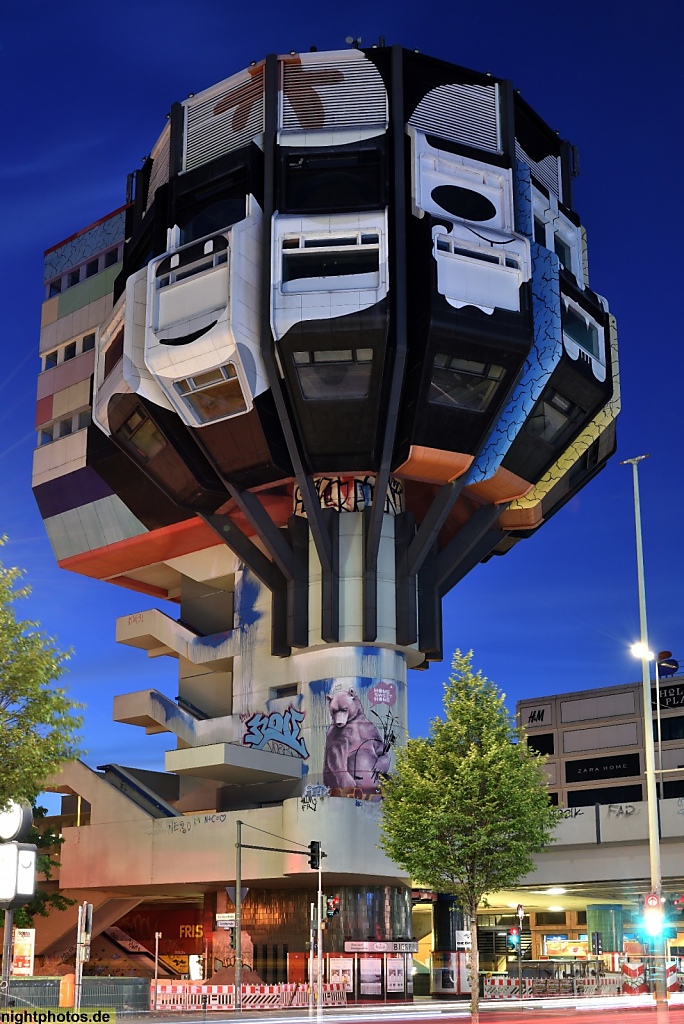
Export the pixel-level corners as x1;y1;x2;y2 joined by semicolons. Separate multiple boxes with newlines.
281;233;380;292
119;407;167;462
527;390;580;446
156;236;229;289
429;354;504;412
292;348;373;400
175;364;247;422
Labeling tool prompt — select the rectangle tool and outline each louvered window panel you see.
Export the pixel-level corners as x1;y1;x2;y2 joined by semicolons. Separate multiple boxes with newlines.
184;67;264;172
409;84;500;153
515;141;561;200
145;123;171;212
280;55;388;133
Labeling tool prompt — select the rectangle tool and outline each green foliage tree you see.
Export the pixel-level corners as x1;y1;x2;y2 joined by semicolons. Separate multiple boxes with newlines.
379;650;561;1021
0;545;83;808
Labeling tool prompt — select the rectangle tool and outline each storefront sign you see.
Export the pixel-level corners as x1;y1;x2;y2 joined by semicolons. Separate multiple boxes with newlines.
565;752;640;784
385;958;406;992
454;929;472;949
545;938;587;958
652;685;684;710
344;940;418;953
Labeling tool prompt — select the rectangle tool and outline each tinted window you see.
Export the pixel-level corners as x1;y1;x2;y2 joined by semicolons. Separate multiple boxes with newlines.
567;784;642;807
282;148;383;212
527;733;554;755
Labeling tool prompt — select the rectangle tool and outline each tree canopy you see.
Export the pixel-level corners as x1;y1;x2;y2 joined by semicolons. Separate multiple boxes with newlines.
379;650;561;1019
0;546;83;808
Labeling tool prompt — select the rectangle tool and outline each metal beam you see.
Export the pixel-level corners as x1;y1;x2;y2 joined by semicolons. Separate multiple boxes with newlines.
406;477;466;578
436;505;506;596
200;512;286;595
363;43;408;640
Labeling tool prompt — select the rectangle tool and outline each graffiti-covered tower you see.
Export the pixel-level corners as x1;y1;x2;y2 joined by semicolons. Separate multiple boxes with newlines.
34;46;618;987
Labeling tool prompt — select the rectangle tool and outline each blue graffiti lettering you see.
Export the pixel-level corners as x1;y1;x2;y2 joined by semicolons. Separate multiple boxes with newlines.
243;705;309;758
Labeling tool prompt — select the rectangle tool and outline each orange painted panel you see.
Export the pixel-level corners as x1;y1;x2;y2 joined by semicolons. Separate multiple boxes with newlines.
394;446;472;484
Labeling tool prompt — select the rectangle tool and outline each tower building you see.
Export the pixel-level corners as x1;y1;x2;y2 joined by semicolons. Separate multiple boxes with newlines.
33;45;618;990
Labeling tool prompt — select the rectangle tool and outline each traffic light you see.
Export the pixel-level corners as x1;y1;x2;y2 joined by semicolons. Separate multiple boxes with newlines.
308;840;321;870
506;926;521;952
591;931;603;956
642;894;664;937
326;895;340;917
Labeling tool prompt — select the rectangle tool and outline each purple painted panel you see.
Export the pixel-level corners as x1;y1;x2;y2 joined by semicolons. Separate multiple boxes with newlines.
33;465;113;518
36;350;95;400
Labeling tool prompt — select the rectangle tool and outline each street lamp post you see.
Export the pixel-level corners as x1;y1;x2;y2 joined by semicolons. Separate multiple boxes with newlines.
621;455;665;1007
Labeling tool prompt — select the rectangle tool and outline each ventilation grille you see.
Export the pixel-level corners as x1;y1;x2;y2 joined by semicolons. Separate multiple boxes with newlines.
145;123;171;212
280;55;388;133
515;141;561;199
409;83;500;153
185;67;264;172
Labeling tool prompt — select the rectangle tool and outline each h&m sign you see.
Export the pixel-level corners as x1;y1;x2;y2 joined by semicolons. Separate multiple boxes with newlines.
523;704;552;728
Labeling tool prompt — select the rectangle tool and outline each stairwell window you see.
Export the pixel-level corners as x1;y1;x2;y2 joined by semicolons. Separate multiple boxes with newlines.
281;233;380;293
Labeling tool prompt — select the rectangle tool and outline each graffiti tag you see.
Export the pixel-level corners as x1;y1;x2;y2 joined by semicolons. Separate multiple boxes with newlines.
301;783;330;811
559;807;584;819
607;803;636;817
243;705;309;758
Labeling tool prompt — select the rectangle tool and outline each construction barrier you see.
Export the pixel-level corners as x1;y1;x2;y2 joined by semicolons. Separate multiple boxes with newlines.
483;977;532;999
666;961;679;994
152;981;346;1011
622;962;648;995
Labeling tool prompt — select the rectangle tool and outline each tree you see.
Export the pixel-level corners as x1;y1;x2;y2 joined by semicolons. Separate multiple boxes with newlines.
0;545;83;808
379;650;561;1021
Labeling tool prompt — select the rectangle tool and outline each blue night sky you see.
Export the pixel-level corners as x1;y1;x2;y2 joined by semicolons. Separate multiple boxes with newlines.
1;0;682;791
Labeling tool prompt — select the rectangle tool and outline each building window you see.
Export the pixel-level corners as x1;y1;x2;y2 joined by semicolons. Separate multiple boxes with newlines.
281;233;380;292
272;685;298;699
527;389;580;446
548;792;559;805
656;715;684;742
567;784;643;807
562;304;600;359
82;333;96;353
175;364;247;422
44;351;58;370
429;354;505;412
57;418;73;438
38;426;54;446
77;410;92;431
119;407;166;462
536;911;567;926
527;732;554;755
104;248;119;268
103;329;124;380
554;235;572;271
292;348;373;401
68;269;81;288
533;218;546;246
48;279;62;297
64;342;77;362
86;259;99;279
156;236;229;289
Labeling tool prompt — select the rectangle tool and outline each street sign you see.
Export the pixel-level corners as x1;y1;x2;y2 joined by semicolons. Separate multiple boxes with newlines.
517;903;524;922
215;912;236;930
225;886;249;905
645;893;660;908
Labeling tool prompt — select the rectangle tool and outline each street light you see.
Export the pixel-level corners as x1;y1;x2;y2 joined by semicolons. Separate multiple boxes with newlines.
631;644;666;800
621;454;665;1008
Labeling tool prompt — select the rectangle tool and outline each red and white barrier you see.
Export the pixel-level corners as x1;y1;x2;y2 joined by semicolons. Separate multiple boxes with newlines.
622;962;648;995
151;980;346;1011
483;977;532;999
666;961;679;993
